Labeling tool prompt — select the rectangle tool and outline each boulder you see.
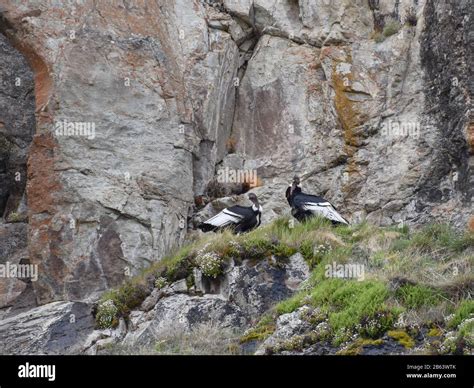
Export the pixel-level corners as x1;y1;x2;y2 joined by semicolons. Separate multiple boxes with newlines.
0;301;95;354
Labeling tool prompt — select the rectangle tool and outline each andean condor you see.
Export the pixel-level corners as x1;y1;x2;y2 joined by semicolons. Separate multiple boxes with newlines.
198;193;262;233
286;176;349;225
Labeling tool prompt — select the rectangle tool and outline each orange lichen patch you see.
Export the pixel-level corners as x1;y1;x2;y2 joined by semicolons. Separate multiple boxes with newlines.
468;216;474;232
242;175;263;190
467;122;474;154
26;132;67;303
226;136;238;154
308;61;322;71
331;58;367;152
27;48;52;117
323;48;368;198
306;54;323;95
324;48;369;144
320;45;342;59
26;132;61;215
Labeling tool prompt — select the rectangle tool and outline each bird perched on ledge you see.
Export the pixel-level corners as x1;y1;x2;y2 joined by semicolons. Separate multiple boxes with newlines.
286;176;349;225
198;193;262;233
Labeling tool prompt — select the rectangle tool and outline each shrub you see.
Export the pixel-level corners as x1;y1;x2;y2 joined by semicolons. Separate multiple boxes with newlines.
96;300;119;329
428;327;442;337
405;224;473;254
358;309;400;339
337;338;384;355
6;212;25;223
313;243;332;260
195;251;223;278
165;253;193;281
98;279;149;321
457;318;474;347
383;18;401;37
325;281;392;335
155;276;168;290
221;239;242;260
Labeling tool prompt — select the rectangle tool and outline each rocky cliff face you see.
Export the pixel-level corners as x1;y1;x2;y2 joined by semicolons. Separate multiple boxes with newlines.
0;0;472;354
1;0;244;306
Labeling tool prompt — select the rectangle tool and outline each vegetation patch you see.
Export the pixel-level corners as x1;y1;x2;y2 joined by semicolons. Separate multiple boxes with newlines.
388;330;415;349
95;212;473;356
96;300;119;329
244;220;472;353
6;212;25;223
240;315;276;344
337;338;384;355
311;279;399;344
96;279;149;328
428;327;442;337
154;276;168;290
372;31;385;43
396;284;445;309
383;18;401;37
195;251;223;278
448;300;474;329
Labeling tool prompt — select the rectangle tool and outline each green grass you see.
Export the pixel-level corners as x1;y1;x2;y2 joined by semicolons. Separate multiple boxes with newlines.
238;220;472;350
275;293;308;316
396;284;446;309
307;279;400;344
407;224;473;253
95;213;474;354
448;300;474;329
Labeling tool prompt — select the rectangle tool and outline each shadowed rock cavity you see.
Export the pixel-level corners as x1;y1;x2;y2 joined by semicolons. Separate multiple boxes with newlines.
0;30;35;311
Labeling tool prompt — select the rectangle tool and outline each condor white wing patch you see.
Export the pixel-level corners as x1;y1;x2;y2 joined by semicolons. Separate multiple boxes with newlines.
203;209;243;228
302;202;348;224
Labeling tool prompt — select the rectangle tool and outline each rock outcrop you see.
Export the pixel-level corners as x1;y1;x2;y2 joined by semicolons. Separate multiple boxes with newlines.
86;253;309;354
0;301;94;355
